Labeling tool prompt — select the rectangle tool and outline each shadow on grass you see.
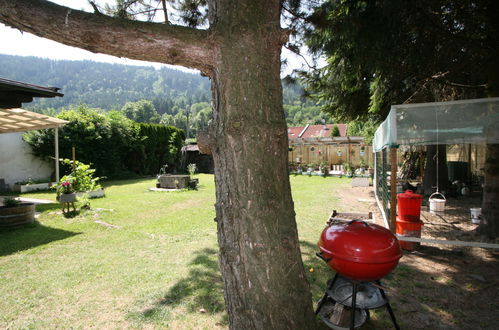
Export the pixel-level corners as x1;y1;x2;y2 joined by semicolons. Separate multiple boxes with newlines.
35;203;81;218
130;247;227;325
0;221;80;257
35;203;62;213
300;239;335;298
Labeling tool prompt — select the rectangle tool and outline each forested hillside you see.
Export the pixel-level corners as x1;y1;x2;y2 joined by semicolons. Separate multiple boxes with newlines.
0;54;332;131
0;54;210;112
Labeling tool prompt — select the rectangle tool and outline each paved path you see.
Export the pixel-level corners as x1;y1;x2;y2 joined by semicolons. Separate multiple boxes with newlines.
0;196;55;206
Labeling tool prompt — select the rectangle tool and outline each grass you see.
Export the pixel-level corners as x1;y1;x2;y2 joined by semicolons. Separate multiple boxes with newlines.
0;174;351;329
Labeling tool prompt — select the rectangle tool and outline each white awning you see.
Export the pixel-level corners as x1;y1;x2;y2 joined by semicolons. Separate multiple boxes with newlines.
0;108;68;134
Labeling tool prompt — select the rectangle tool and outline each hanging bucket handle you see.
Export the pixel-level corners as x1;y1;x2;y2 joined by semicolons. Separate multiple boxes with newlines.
429;192;446;201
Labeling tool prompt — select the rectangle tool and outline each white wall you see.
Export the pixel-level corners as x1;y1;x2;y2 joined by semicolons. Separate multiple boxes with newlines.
0;132;53;188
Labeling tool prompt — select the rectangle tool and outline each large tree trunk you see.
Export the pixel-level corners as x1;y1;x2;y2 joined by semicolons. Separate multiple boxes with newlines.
208;1;316;328
0;0;317;328
480;40;499;238
481;144;499;238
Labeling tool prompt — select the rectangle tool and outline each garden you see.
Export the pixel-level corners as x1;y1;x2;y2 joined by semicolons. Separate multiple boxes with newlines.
1;175;497;329
0;175;344;328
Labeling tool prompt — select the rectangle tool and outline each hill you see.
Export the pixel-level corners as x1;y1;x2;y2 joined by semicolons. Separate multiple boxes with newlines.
0;54;331;127
0;54;210;113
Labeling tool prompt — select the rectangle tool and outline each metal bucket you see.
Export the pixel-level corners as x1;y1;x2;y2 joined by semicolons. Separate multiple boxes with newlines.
470;207;482;224
429;192;446;213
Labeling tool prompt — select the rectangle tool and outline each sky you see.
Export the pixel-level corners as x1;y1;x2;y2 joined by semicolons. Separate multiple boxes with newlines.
0;0;305;75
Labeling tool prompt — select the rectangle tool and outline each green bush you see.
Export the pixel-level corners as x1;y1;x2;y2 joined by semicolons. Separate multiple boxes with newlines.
53;159;102;195
23;106;185;178
130;123;185;175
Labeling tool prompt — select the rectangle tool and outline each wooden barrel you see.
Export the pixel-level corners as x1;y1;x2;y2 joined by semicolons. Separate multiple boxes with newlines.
0;203;35;227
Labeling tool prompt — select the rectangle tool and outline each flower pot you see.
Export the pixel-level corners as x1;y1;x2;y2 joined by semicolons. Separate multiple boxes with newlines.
76;189;105;199
87;189;105;198
59;193;76;203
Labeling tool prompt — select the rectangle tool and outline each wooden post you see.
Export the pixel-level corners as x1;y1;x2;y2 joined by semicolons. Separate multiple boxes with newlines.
54;127;60;182
390;147;398;233
468;144;472;183
419;146;425;181
71;146;76;172
347;138;351;164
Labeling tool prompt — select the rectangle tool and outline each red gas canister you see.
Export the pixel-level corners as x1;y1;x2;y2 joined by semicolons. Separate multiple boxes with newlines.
397;190;423;222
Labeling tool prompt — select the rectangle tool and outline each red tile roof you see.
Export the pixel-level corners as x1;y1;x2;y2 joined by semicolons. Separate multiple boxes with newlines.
287;124;347;139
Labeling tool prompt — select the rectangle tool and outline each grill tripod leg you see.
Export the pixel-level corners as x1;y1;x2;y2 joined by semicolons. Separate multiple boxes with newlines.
377;281;400;330
350;282;357;330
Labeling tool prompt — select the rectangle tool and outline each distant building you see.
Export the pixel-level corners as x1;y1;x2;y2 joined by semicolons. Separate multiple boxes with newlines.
287;124;348;140
0;77;64;190
182;144;214;174
287;124;371;168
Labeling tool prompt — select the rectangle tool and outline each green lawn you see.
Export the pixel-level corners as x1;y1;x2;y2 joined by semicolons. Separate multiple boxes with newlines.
0;175;350;329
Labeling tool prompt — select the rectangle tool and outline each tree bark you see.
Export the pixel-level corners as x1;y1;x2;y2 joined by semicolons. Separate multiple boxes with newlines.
0;0;318;327
481;144;499;238
480;34;499;237
208;1;316;328
0;0;216;74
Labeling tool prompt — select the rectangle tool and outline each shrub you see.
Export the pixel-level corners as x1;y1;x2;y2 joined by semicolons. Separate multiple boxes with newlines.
23;106;185;178
3;197;21;208
187;163;197;176
53;159;102;196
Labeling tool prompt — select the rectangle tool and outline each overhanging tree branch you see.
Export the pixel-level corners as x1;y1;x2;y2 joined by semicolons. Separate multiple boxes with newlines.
0;0;216;74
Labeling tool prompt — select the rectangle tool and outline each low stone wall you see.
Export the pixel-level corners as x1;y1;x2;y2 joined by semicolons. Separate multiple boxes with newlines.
158;175;191;189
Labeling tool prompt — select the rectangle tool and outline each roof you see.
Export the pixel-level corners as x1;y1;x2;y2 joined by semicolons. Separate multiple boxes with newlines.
0;108;68;134
288;124;347;140
0;77;64;108
182;144;200;152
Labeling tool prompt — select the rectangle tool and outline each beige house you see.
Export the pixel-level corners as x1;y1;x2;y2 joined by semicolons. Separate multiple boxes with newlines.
287;124;372;168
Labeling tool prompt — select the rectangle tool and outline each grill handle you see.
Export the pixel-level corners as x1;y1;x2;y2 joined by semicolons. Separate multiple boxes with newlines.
348;219;370;227
316;252;331;263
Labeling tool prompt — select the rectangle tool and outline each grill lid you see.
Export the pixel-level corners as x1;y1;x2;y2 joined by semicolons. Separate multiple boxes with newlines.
318;220;402;264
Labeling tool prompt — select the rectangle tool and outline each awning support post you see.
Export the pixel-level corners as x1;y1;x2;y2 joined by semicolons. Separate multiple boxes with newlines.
55;127;60;182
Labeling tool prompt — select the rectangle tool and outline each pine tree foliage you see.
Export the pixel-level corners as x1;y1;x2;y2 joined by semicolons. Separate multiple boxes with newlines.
302;0;497;120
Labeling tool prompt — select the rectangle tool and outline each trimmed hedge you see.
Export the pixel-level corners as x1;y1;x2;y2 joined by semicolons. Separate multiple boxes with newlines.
23;106;184;179
132;123;185;175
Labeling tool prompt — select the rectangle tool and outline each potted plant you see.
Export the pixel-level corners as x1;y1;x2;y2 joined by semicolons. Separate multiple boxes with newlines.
55;180;76;203
0;197;35;227
187;163;199;188
319;161;329;177
59;159;104;198
343;162;353;177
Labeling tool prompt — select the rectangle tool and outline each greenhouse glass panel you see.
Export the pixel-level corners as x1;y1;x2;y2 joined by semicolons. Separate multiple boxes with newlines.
373;98;499;152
